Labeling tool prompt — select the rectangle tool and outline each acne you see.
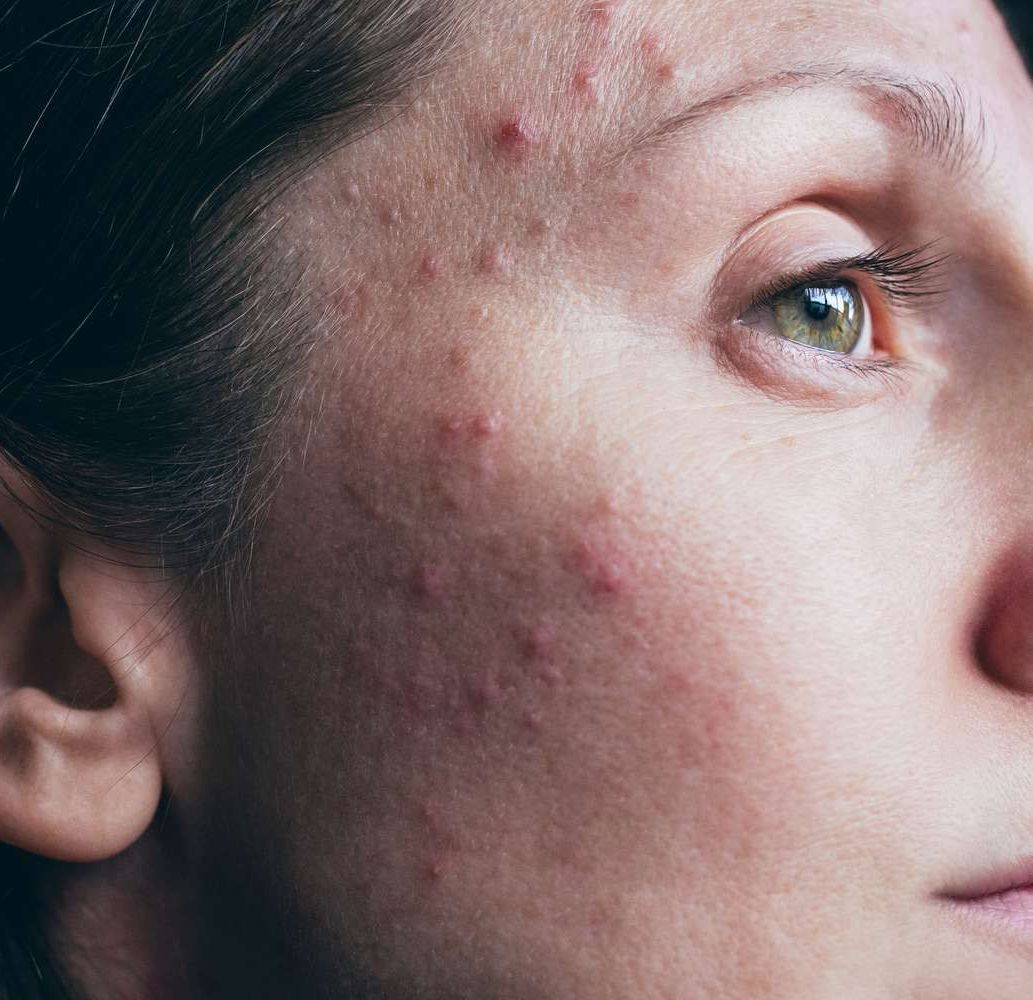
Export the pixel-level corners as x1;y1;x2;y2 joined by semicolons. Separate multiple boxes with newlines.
571;60;601;104
380;205;402;227
413;561;449;601
571;538;626;597
446;345;471;372
583;1;618;32
477;241;510;277
521;622;558;662
493;115;540;163
417;253;442;282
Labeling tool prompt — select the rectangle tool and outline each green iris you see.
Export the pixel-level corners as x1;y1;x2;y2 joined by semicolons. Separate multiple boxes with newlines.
771;283;865;354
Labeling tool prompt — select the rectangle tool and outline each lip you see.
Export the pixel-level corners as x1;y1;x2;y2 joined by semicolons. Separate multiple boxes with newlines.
937;855;1033;903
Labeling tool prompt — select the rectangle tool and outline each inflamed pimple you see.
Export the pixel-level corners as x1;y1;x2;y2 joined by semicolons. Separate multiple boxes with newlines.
570;536;627;598
493;115;540;163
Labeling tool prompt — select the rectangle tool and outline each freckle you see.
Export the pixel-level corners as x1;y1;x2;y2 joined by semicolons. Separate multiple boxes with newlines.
343;181;362;204
418;254;442;282
380;206;401;227
414;561;448;600
591;494;617;518
494;115;540;162
424;173;438;193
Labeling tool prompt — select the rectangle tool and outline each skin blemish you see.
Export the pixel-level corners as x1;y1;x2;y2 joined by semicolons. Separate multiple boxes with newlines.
413;561;449;601
522;710;543;734
472;411;504;438
423;855;452;882
477;242;510;277
584;1;618;31
528;216;553;241
655;60;677;84
418;253;442;282
465;670;504;716
423;172;438;193
380;205;402;227
570;537;627;599
438;412;504;445
343;181;361;204
640;30;661;57
572;61;601;104
520;622;558;661
493;115;540;163
447;346;470;372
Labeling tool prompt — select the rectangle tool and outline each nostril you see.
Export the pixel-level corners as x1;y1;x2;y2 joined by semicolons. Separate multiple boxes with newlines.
973;546;1033;693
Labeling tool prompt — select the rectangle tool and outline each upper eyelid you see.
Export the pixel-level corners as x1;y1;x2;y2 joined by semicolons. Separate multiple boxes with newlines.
751;245;952;313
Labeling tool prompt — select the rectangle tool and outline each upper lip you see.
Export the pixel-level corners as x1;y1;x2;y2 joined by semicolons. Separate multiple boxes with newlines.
938;855;1033;902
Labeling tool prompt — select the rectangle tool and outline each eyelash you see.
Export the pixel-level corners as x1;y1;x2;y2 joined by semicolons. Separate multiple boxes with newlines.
743;242;950;382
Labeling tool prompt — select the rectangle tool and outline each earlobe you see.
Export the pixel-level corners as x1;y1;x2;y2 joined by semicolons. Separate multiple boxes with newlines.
0;479;178;864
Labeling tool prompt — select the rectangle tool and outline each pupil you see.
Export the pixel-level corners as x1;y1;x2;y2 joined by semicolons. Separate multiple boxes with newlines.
803;295;832;322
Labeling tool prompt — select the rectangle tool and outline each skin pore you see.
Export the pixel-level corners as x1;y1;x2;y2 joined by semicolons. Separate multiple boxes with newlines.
22;0;1033;997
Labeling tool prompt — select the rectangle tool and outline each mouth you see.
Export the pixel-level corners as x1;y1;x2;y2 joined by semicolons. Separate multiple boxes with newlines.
937;855;1033;933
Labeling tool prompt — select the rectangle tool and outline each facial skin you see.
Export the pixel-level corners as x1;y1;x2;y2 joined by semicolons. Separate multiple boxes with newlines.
18;0;1033;998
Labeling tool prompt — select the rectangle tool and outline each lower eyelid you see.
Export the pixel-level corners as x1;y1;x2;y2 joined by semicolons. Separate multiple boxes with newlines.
710;322;912;410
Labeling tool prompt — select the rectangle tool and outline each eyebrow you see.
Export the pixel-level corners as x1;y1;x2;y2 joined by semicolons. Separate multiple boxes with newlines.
614;67;991;177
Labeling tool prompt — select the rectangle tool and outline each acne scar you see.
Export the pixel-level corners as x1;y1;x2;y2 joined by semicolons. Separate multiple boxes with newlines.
447;346;470;372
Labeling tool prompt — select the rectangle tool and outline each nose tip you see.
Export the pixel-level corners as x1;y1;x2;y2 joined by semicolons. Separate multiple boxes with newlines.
974;545;1033;694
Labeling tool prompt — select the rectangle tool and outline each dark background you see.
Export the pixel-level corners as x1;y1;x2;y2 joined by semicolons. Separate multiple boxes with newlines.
1000;0;1033;66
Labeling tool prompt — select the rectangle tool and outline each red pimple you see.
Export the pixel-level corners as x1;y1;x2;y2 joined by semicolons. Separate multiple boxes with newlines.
494;115;540;162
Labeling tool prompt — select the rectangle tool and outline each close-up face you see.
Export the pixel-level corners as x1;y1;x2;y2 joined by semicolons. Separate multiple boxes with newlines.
4;1;1033;999
173;0;1033;997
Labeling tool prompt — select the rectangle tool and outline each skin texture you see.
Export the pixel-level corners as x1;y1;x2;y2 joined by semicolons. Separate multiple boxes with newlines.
8;0;1033;998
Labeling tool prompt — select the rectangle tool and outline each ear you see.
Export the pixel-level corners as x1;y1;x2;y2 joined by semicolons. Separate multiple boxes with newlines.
0;474;187;863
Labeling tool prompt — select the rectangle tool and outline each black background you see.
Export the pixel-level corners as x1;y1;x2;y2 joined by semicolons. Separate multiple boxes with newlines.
1000;0;1033;66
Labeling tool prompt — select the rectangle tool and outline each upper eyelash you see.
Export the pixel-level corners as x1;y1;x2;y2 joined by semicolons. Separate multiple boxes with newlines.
750;242;951;312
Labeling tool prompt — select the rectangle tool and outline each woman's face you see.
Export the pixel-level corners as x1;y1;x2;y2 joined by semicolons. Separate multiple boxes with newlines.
189;0;1033;995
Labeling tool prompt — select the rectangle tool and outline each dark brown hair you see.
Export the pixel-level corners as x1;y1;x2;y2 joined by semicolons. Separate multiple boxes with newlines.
0;1;461;995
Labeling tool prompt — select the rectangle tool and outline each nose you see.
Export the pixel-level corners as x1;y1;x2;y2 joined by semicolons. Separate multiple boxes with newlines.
974;545;1033;694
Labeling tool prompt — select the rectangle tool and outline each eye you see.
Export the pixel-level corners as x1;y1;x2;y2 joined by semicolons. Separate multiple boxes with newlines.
743;280;872;357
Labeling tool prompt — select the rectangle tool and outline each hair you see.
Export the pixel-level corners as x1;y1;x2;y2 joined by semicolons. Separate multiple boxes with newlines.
0;1;464;996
